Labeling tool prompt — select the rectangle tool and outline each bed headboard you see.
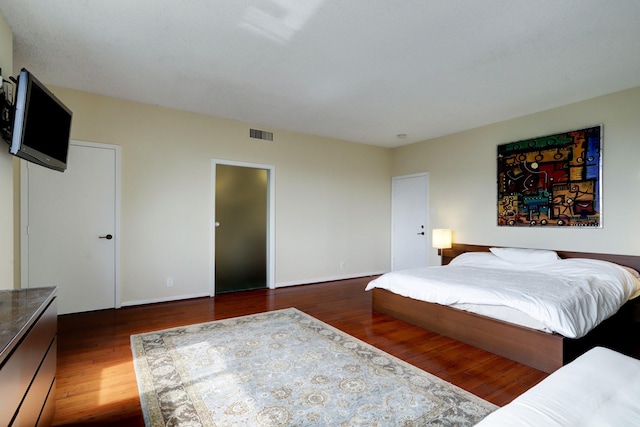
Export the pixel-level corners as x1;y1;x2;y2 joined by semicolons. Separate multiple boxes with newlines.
442;243;640;272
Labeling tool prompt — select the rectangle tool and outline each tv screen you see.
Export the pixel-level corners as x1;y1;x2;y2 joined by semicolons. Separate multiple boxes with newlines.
9;69;72;172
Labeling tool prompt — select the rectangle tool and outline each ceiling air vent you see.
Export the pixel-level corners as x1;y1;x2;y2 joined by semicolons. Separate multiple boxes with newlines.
250;128;273;141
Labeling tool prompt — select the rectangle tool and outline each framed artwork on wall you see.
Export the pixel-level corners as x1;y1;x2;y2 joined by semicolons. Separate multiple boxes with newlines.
497;125;602;227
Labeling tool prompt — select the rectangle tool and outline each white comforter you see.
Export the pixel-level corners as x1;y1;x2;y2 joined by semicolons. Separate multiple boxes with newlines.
365;257;640;338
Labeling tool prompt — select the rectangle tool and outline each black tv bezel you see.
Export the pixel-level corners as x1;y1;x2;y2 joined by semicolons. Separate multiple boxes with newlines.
9;69;72;172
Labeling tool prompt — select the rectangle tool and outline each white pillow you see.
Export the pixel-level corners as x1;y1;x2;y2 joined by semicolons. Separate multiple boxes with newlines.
489;247;560;264
448;252;517;269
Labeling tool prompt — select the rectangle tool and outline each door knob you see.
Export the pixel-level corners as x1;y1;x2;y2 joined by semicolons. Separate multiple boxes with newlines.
99;234;113;240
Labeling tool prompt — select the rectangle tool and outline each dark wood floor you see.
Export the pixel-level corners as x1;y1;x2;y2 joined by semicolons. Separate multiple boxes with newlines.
53;276;548;426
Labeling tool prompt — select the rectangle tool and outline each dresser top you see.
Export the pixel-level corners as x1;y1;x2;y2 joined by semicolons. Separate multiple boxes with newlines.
0;287;57;362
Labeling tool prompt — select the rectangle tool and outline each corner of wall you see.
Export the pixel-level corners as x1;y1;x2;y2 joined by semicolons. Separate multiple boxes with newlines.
0;10;15;289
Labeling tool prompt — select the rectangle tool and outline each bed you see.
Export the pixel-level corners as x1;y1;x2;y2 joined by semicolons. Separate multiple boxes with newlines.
367;243;640;373
475;346;640;426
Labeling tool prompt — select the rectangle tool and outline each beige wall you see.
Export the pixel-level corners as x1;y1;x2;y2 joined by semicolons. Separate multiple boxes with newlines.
0;11;13;289
393;86;640;266
6;8;638;300
49;88;392;304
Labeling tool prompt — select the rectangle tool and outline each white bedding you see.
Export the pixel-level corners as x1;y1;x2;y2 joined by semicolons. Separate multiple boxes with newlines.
365;253;640;338
475;347;640;426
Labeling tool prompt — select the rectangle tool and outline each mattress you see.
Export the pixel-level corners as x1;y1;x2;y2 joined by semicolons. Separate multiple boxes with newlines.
475;347;640;426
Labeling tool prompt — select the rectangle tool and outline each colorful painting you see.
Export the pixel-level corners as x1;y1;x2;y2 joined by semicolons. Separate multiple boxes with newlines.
497;125;602;227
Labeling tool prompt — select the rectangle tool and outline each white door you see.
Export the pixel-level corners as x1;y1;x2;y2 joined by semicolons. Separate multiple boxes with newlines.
22;141;120;314
391;173;429;271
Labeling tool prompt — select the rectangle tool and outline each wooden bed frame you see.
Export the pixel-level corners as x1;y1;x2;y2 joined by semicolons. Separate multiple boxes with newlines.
371;243;640;373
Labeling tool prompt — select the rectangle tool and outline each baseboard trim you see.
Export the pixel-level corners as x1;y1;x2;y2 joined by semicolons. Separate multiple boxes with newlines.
275;271;387;288
122;292;210;307
121;272;388;307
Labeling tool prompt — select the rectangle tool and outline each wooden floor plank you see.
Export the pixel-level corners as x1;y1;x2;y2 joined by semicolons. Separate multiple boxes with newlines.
53;277;547;425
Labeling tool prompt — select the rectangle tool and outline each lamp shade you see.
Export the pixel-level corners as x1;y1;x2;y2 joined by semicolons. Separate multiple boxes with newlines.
432;229;452;249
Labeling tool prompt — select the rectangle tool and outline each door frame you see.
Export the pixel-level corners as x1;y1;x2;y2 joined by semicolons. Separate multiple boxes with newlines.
210;159;276;295
391;172;429;270
20;140;122;308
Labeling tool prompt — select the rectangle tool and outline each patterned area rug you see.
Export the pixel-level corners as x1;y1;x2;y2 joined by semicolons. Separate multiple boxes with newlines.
131;308;496;426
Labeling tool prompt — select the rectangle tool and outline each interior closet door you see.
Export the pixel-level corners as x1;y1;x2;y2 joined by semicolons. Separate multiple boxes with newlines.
22;141;120;314
214;164;268;294
391;173;429;270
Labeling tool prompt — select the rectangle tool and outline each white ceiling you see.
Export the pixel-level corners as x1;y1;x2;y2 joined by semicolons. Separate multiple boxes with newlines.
1;1;639;147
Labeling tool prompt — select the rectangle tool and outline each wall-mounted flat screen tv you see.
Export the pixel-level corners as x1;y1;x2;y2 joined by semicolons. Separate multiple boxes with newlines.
9;68;72;172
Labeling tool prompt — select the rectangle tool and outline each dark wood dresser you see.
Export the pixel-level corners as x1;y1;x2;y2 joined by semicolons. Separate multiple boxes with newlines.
0;287;57;427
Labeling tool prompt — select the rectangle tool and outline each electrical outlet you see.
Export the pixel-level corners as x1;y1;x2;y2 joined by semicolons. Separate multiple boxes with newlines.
166;277;174;287
340;261;346;270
